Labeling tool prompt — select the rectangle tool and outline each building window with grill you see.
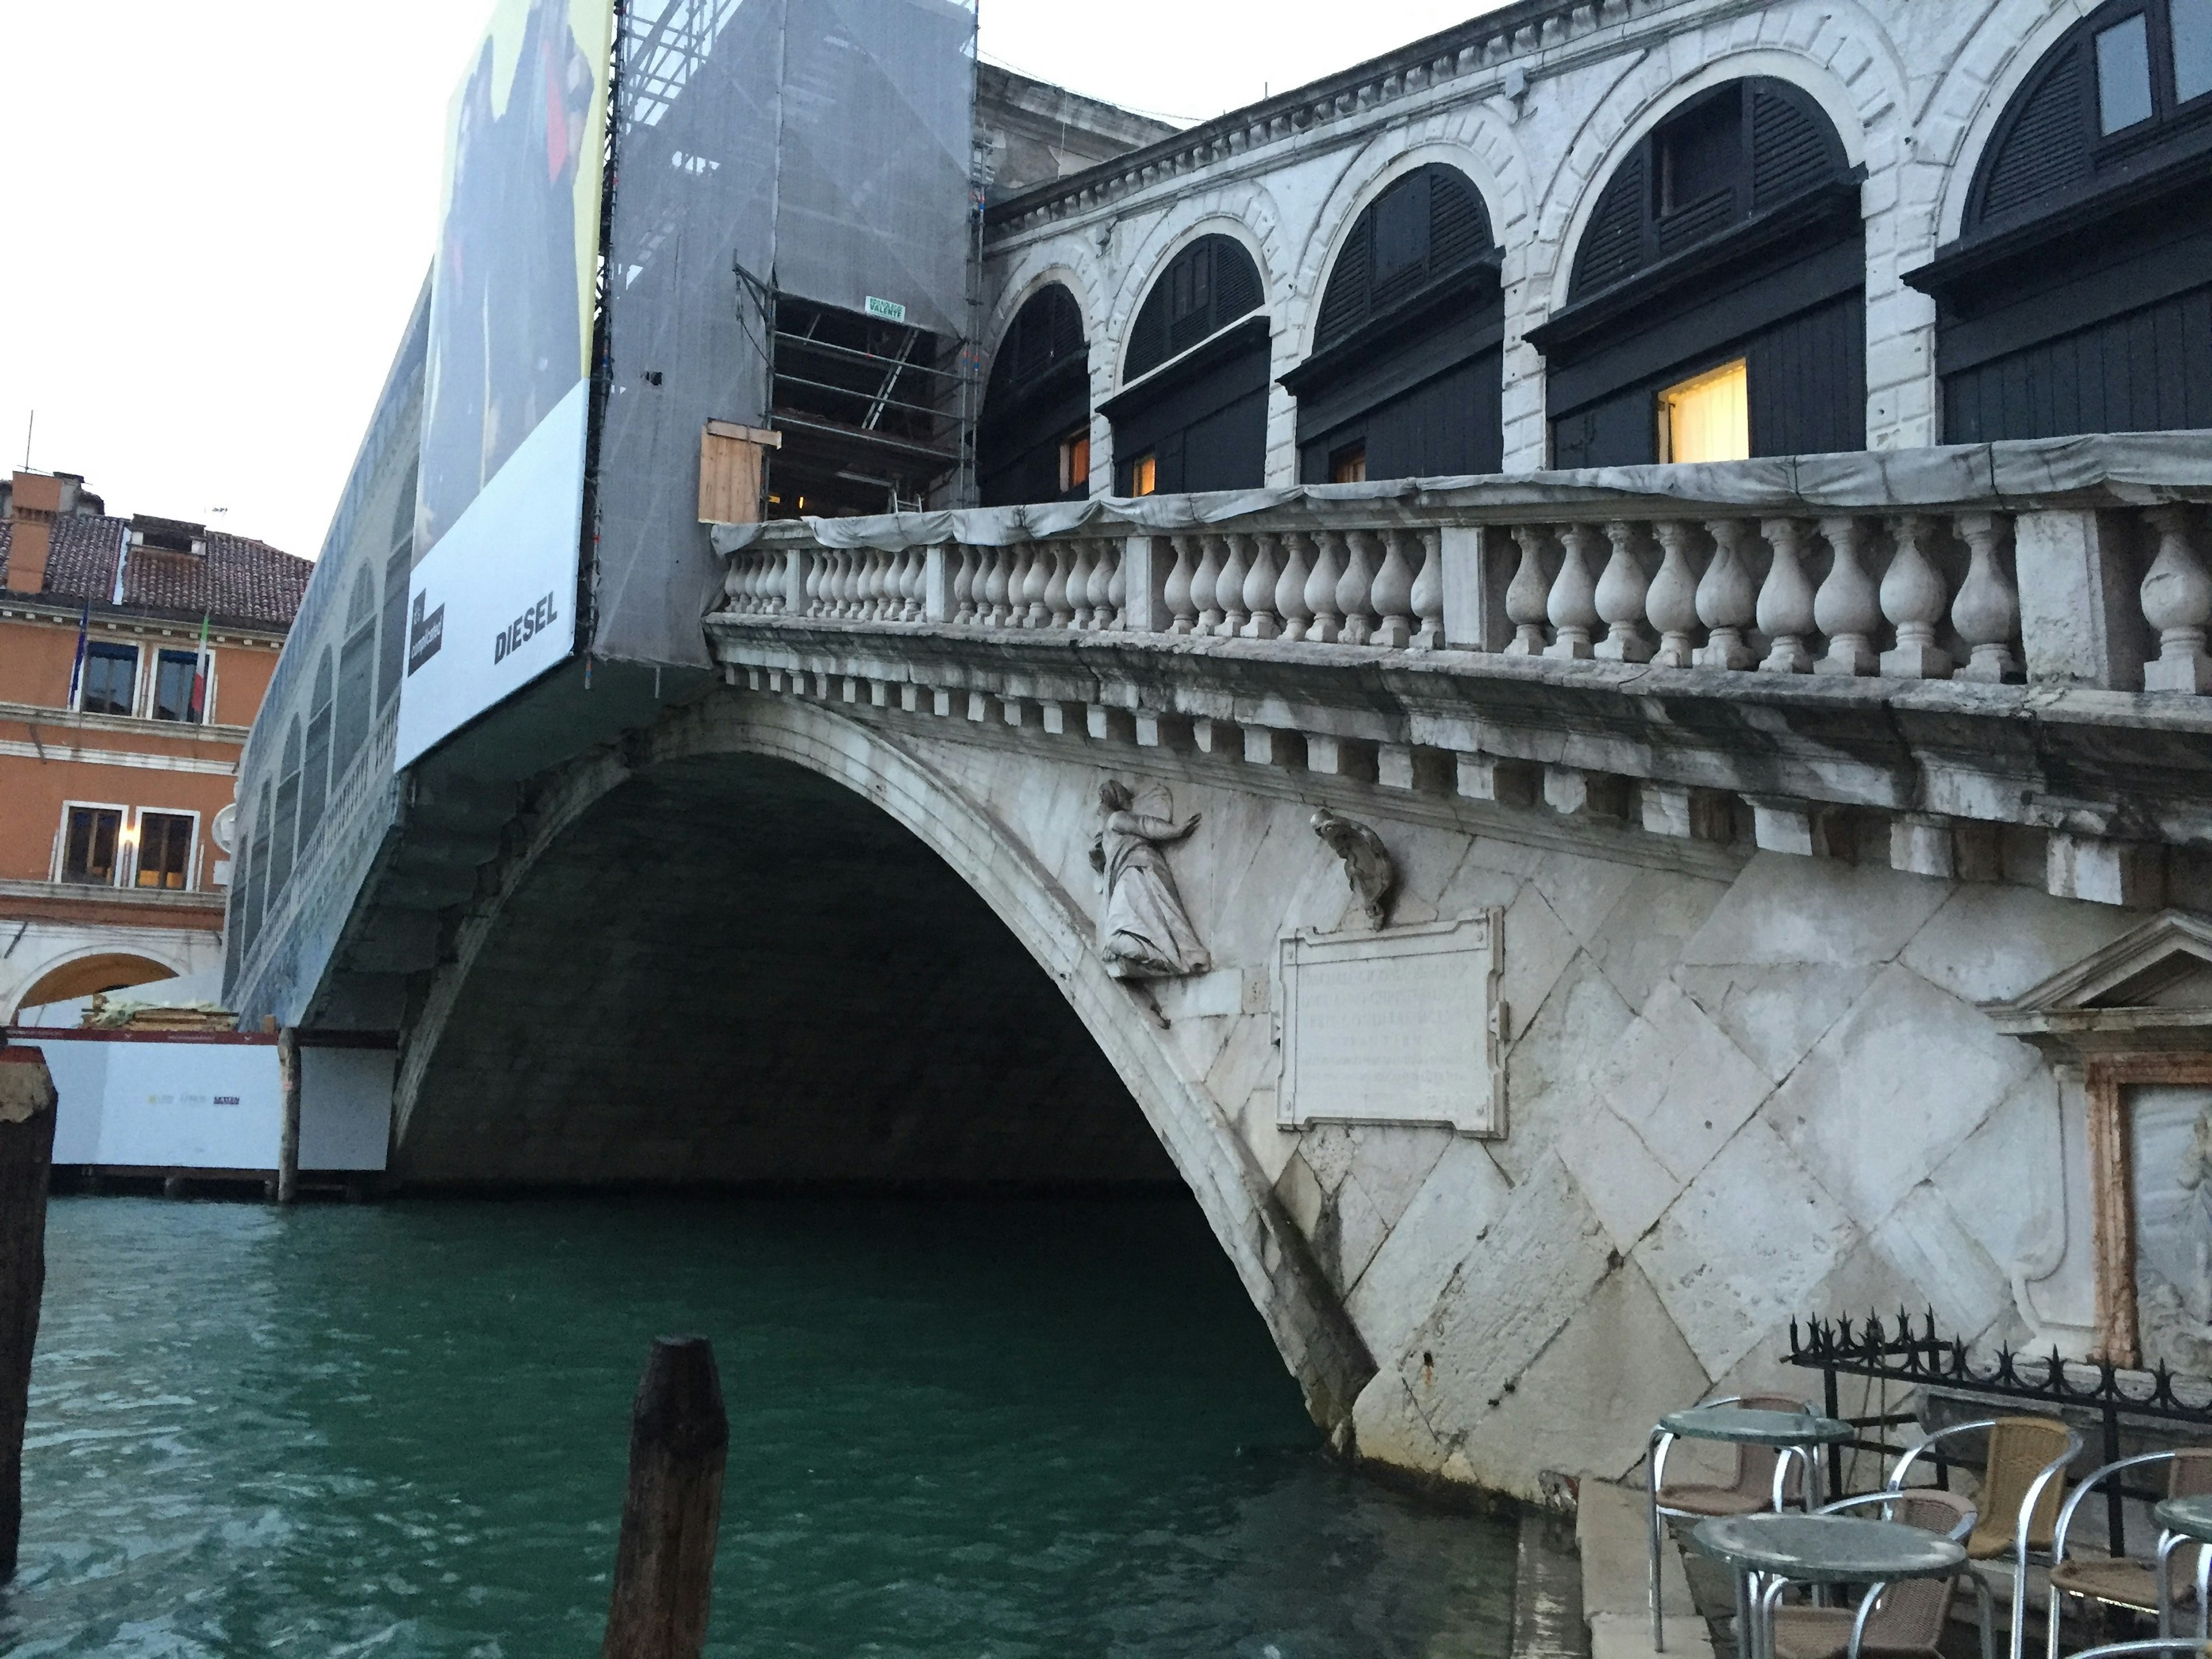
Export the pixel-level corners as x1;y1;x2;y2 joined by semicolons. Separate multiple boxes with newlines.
1285;165;1505;486
1658;361;1751;463
79;642;139;717
61;806;123;885
1533;78;1863;469
134;812;195;891
978;285;1092;507
1104;234;1269;497
152;649;200;723
1910;0;2212;442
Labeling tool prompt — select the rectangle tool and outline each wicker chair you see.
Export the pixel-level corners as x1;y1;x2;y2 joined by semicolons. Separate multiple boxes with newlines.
1649;1393;1820;1650
2044;1448;2212;1659
1888;1415;2084;1659
1765;1491;1990;1659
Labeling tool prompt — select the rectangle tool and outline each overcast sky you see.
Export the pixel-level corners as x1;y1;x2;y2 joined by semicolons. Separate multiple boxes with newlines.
2;0;1503;559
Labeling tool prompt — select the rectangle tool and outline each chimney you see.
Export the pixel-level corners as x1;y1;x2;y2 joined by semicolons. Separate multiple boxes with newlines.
6;472;62;595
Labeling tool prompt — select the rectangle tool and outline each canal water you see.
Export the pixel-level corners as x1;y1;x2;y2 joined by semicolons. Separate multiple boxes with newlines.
5;1195;1516;1657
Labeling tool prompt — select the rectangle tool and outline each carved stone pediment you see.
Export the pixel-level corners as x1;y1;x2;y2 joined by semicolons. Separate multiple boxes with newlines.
1984;910;2212;1059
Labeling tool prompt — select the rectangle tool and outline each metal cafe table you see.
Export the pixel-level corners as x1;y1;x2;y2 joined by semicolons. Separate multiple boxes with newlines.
2152;1494;2212;1638
1650;1404;1856;1648
1693;1513;1967;1659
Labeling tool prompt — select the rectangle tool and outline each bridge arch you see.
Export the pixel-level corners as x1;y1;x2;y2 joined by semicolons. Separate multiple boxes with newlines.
392;691;1374;1431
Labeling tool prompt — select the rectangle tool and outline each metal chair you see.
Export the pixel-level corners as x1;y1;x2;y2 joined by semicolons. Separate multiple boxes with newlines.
1888;1416;2084;1659
1650;1393;1821;1650
2046;1449;2212;1659
1763;1491;1993;1659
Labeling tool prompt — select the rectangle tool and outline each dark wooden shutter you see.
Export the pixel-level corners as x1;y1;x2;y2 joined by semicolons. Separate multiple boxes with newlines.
1978;48;2092;222
1128;237;1262;378
1752;86;1841;209
1315;225;1371;349
1572;157;1647;298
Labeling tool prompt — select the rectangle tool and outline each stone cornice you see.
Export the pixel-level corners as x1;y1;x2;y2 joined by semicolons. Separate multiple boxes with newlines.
703;615;2212;857
983;0;1705;243
0;699;249;746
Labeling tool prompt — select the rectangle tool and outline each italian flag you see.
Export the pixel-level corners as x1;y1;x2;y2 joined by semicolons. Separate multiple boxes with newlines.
189;611;211;722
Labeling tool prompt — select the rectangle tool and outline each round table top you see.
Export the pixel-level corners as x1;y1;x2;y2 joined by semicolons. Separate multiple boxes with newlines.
1657;1406;1855;1446
1692;1514;1967;1584
2156;1495;2212;1546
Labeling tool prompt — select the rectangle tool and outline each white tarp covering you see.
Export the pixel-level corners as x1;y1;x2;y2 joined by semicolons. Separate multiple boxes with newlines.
710;431;2212;555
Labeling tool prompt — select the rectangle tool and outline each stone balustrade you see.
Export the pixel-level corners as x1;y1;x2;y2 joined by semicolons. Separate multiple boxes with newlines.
716;444;2212;695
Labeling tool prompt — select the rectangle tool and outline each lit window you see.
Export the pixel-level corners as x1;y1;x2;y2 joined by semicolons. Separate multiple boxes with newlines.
2097;13;2155;132
62;806;122;885
1329;444;1368;484
1059;430;1090;493
135;812;195;890
2176;0;2212;103
79;642;138;715
1657;359;1751;464
153;650;200;723
1129;454;1158;497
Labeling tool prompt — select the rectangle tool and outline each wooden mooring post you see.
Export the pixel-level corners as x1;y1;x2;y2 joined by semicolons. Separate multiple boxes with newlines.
0;1044;59;1582
275;1027;301;1205
603;1336;728;1659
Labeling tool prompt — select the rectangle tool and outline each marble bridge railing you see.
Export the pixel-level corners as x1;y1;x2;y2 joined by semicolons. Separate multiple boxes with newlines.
714;441;2212;696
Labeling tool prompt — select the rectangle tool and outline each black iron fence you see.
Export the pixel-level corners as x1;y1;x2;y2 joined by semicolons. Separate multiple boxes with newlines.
1787;1309;2212;1554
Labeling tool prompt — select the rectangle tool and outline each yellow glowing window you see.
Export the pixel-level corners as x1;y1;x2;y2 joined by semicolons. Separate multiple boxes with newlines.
1130;454;1158;496
1657;358;1749;464
1059;430;1090;492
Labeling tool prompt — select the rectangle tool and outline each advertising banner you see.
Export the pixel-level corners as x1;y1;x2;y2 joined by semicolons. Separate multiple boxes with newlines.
397;0;615;770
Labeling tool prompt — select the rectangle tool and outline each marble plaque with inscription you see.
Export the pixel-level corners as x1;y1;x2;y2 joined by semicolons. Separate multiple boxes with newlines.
1275;911;1504;1137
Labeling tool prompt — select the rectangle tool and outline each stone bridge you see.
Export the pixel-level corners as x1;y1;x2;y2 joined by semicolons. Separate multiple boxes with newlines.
246;441;2212;1498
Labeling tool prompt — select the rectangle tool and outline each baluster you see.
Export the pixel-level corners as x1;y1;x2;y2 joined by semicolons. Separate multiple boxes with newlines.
876;550;899;620
895;549;918;621
984;545;1013;626
802;552;824;616
1164;535;1199;634
1243;532;1282;639
822;551;845;616
2141;504;2212;692
1813;516;1880;676
1757;518;1816;673
1022;543;1052;627
1593;521;1653;662
1505;526;1552;656
1044;544;1074;628
1277;531;1315;642
1218;534;1252;635
907;548;929;621
1306;531;1347;642
1410;528;1444;649
1339;530;1379;645
1192;535;1226;634
1066;542;1095;628
1370;528;1418;649
863;550;888;619
839;551;862;619
1105;543;1127;630
1880;514;1953;679
1544;524;1601;660
1952;513;2021;683
726;556;751;613
1082;540;1111;629
1692;520;1758;668
1647;521;1701;667
749;556;770;613
953;546;978;624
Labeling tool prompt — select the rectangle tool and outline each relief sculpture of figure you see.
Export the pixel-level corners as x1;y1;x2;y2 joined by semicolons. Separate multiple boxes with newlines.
2175;1104;2212;1325
1089;780;1209;980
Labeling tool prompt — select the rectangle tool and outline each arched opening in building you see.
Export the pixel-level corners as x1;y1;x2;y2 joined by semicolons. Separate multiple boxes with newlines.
1101;234;1268;497
392;752;1181;1190
1532;78;1865;468
977;285;1091;507
17;952;179;1014
1282;164;1505;484
1908;0;2212;441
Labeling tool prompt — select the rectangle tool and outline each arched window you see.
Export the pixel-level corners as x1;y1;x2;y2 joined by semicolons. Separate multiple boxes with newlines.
1530;79;1863;468
1282;164;1503;484
1909;0;2212;440
977;285;1090;507
267;718;304;912
334;565;377;772
1103;234;1268;495
298;649;335;853
241;777;274;963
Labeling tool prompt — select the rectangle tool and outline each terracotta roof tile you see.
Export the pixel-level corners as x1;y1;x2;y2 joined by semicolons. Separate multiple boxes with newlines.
0;513;309;630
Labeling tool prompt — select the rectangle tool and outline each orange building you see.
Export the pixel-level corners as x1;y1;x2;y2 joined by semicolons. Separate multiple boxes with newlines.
0;469;307;1016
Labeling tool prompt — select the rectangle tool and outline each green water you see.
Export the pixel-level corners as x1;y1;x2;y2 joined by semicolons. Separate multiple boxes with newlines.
3;1195;1516;1658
